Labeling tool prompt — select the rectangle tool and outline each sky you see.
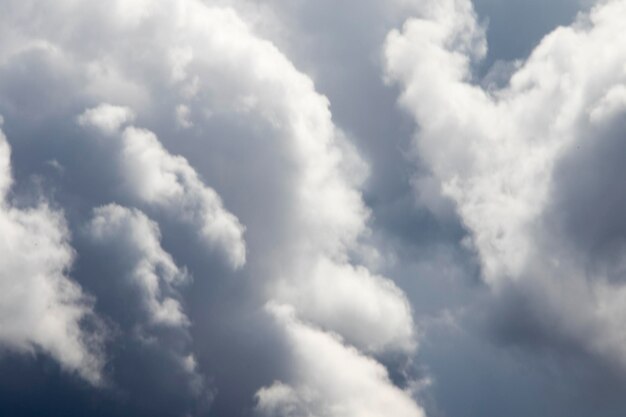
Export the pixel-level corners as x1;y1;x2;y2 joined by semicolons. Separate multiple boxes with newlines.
1;0;626;416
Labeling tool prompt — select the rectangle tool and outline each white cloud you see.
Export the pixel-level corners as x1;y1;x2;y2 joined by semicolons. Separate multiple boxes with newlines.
0;0;421;411
86;203;210;396
67;0;417;403
79;104;247;269
0;124;103;384
0;119;10;198
276;257;416;353
589;84;626;124
4;0;414;355
87;204;189;327
147;0;421;404
255;304;426;417
385;0;626;367
168;2;416;354
77;103;136;134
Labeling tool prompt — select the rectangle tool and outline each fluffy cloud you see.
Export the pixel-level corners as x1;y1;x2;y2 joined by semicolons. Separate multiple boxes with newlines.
275;257;415;353
255;304;425;417
385;0;626;368
87;204;190;327
11;0;626;415
0;122;103;384
0;0;422;415
78;103;246;269
85;203;209;404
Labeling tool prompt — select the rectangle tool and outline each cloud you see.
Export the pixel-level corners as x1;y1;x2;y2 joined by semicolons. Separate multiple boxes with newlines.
77;103;136;134
0;122;103;385
86;204;190;327
385;0;626;370
78;103;246;269
275;257;416;353
255;304;425;417
0;0;422;415
84;203;210;406
10;0;626;415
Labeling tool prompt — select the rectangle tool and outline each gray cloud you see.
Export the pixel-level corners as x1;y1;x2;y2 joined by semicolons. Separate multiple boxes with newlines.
0;121;104;384
78;104;246;269
3;0;626;416
386;0;626;412
0;0;425;416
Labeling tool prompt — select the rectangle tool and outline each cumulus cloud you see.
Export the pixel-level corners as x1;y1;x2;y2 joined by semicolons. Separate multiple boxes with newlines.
85;203;210;405
275;257;416;353
255;304;425;417
0;123;103;384
77;103;136;134
160;1;419;357
87;204;189;327
11;0;626;414
385;0;626;369
0;0;422;415
78;103;246;269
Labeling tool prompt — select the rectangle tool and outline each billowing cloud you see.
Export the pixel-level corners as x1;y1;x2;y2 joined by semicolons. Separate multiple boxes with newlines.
0;122;103;385
10;0;623;414
385;0;626;370
0;0;422;416
87;204;190;327
255;304;425;417
85;203;209;406
274;258;415;354
78;103;246;269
